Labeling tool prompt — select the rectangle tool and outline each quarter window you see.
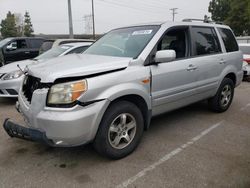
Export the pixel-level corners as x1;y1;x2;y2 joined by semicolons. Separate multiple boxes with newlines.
218;28;239;52
192;27;221;56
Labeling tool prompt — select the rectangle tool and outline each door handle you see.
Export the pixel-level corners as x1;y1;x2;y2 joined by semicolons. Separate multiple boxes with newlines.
24;51;30;54
187;64;198;71
219;59;226;64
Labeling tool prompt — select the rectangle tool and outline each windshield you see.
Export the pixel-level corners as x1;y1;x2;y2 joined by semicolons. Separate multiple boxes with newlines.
0;38;12;48
84;25;160;58
35;45;72;60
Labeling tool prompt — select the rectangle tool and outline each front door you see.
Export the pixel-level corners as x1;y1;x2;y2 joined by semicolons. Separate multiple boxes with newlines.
4;39;30;63
150;26;199;115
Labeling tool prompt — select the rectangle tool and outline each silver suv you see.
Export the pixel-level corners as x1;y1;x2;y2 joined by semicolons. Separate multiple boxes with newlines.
3;20;243;159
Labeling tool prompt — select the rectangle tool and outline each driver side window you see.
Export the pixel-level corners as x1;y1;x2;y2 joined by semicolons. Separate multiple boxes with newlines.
157;27;189;59
6;39;27;51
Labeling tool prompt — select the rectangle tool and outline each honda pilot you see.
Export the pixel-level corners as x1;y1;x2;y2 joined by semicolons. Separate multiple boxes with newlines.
3;20;243;159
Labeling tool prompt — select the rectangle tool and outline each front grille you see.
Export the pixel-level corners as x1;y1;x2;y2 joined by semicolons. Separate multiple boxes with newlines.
22;75;43;102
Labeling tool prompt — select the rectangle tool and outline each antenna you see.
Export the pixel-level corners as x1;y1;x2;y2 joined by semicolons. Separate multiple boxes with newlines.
17;64;26;75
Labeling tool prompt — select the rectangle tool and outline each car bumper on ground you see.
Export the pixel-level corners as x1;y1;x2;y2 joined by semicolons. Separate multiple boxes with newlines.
0;77;23;97
3;119;54;146
243;65;250;76
4;89;110;147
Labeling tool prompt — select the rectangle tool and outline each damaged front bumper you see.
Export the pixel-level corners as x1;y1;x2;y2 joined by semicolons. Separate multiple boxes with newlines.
3;119;54;146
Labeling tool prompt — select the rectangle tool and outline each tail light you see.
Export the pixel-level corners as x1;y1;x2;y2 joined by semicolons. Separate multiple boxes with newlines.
243;58;250;64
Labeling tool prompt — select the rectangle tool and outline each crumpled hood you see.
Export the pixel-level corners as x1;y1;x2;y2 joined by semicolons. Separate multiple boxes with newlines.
0;59;34;74
28;54;132;83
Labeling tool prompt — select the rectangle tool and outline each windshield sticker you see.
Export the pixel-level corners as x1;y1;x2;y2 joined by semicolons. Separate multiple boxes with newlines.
132;30;153;35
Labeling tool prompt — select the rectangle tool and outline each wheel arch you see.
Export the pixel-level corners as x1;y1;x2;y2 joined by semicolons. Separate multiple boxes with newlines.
224;72;236;86
109;94;152;130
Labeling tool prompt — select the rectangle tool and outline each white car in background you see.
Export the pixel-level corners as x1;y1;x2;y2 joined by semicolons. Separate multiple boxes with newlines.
0;42;92;97
239;43;250;81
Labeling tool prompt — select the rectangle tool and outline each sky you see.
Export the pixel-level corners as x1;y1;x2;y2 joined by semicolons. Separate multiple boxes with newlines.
0;0;212;35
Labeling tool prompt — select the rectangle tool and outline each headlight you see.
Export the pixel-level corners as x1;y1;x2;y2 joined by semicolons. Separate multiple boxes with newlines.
2;70;23;80
47;80;87;105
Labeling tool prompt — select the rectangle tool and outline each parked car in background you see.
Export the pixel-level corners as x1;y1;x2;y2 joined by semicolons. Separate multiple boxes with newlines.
39;39;55;55
39;38;95;54
0;42;92;97
239;43;250;81
3;20;243;159
0;37;45;66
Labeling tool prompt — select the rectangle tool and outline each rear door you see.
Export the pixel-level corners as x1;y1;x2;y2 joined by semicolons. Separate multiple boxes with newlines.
27;39;44;58
189;26;224;96
217;28;242;74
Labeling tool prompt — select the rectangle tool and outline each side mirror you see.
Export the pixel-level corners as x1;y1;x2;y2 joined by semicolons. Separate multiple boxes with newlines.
155;50;176;63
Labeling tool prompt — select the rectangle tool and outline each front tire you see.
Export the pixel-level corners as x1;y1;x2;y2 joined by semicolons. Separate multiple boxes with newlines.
208;78;234;113
93;101;144;159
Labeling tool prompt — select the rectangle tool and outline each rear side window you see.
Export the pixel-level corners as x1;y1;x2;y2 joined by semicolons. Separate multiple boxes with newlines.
192;27;221;56
218;28;239;52
29;39;44;48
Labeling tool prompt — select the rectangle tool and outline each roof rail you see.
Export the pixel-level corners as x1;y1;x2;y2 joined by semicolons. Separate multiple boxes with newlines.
182;18;223;25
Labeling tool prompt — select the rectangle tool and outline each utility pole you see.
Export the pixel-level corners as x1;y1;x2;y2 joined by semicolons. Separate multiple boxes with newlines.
170;8;178;22
84;14;93;34
68;0;74;38
91;0;96;39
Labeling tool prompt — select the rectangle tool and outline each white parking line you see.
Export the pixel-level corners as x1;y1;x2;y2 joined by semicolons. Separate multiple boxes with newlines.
116;121;224;188
240;103;250;111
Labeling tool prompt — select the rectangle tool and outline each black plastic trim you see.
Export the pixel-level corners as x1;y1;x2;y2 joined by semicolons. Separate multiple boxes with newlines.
46;99;105;108
3;119;54;146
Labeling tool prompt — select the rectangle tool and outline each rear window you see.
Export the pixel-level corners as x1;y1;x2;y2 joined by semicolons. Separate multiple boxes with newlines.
192;27;221;56
218;28;239;52
39;41;54;54
66;46;89;54
35;45;72;60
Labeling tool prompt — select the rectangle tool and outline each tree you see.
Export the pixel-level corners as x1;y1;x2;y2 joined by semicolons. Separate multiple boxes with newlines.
15;13;24;36
208;0;250;36
208;0;231;22
225;0;250;36
0;11;18;38
23;11;34;37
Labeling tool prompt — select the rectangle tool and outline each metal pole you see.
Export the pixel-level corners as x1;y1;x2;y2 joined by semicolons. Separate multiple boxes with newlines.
68;0;74;38
170;8;178;22
91;0;96;39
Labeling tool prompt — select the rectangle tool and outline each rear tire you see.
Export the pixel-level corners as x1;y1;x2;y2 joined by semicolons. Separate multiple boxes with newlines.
93;101;144;159
208;78;234;113
246;76;250;82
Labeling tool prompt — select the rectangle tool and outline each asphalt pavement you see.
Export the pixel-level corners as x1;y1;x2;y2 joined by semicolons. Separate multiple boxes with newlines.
0;82;249;188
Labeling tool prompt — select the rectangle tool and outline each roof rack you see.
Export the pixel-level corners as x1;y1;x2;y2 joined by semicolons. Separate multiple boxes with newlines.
182;18;223;25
